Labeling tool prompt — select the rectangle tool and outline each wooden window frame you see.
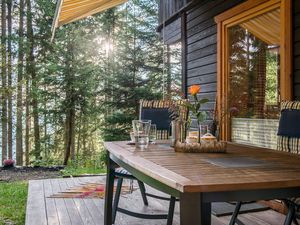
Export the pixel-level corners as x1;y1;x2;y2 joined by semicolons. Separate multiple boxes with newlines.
214;0;292;141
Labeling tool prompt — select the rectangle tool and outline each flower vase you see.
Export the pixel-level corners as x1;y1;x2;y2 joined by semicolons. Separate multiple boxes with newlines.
171;120;187;147
198;125;201;144
171;121;177;147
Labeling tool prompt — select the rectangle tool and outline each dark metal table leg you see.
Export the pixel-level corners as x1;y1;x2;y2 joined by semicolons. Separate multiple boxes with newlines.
180;193;211;225
104;154;116;225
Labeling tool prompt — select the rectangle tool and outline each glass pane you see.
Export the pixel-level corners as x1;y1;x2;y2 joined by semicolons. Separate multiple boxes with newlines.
228;8;280;149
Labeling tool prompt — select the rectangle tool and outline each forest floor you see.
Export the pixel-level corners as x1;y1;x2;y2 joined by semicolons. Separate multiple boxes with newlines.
0;166;105;225
0;167;63;182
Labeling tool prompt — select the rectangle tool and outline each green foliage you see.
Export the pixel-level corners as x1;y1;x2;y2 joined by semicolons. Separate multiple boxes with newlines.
185;94;209;125
101;112;133;141
0;182;28;225
61;166;106;177
99;0;164;141
266;51;279;105
1;0;166;166
61;153;107;176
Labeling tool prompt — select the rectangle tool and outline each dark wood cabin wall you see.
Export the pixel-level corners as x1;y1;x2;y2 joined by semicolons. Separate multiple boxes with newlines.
159;0;191;25
185;0;245;123
184;0;300;124
294;0;300;100
159;0;300;125
159;17;182;45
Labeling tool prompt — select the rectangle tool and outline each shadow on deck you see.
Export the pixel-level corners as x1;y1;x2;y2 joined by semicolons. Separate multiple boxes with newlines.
25;176;289;225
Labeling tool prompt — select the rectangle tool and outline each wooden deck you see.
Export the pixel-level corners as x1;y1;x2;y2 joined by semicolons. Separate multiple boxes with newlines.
25;176;290;225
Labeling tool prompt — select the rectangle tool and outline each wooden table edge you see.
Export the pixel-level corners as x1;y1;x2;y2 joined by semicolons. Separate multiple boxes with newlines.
104;141;190;193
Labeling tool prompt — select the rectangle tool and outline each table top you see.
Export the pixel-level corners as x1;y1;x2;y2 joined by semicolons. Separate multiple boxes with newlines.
104;141;300;193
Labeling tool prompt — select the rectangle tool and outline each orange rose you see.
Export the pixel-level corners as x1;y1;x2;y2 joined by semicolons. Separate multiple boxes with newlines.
189;85;201;96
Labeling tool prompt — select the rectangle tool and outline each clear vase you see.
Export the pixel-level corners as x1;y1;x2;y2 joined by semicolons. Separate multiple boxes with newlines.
171;120;187;146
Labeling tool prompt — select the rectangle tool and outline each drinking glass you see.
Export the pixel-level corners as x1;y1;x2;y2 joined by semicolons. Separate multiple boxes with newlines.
132;120;151;150
130;131;135;143
199;124;209;137
149;124;157;144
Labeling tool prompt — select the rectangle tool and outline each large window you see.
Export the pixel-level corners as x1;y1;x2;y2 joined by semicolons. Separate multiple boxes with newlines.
215;0;292;148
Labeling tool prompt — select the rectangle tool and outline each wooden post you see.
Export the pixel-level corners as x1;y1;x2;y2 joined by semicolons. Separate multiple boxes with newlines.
180;193;211;225
104;153;116;225
181;12;187;98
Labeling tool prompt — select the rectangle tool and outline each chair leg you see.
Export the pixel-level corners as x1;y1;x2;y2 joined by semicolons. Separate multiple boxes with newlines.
284;204;296;225
112;177;123;224
229;201;242;225
293;217;299;225
137;180;148;206
166;196;176;225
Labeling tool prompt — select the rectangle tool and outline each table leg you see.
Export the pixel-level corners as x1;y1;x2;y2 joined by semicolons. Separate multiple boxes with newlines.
180;193;211;225
104;154;116;225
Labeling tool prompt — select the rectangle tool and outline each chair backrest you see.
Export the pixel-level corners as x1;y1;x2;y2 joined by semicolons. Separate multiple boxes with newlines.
277;101;300;154
139;99;188;140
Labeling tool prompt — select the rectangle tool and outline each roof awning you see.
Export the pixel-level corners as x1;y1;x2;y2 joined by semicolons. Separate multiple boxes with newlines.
240;8;280;45
51;0;127;39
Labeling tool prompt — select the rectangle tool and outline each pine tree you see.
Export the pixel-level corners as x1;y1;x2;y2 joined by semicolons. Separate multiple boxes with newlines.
0;0;165;165
101;0;164;141
26;0;41;159
17;0;25;165
1;0;8;162
7;0;13;159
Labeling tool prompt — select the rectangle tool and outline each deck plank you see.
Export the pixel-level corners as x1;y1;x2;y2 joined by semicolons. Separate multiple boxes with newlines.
63;178;95;225
66;177;102;225
57;178;85;225
25;180;48;225
26;176;293;225
44;179;60;225
50;179;72;225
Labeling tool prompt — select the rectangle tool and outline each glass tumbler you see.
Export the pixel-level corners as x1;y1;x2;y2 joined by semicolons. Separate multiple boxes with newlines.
199;124;209;137
132;120;151;150
149;124;157;144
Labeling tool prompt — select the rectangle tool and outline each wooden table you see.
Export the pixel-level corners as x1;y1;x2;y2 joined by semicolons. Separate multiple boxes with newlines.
103;141;300;225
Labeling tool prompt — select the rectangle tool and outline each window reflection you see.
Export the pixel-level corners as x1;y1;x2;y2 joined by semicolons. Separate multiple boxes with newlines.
228;8;280;149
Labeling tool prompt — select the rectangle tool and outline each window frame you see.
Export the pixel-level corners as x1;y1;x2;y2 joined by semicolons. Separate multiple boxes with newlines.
214;0;292;141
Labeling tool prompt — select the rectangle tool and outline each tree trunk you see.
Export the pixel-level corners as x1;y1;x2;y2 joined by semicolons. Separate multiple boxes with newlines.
44;87;48;159
63;40;76;165
1;0;8;162
26;0;41;159
76;112;83;157
7;0;13;160
25;79;31;165
82;119;87;156
16;0;24;166
64;103;75;165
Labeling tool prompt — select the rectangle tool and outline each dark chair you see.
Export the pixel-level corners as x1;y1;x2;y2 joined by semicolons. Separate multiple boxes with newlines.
230;101;300;225
112;99;187;225
139;100;173;139
112;168;176;224
277;101;300;225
